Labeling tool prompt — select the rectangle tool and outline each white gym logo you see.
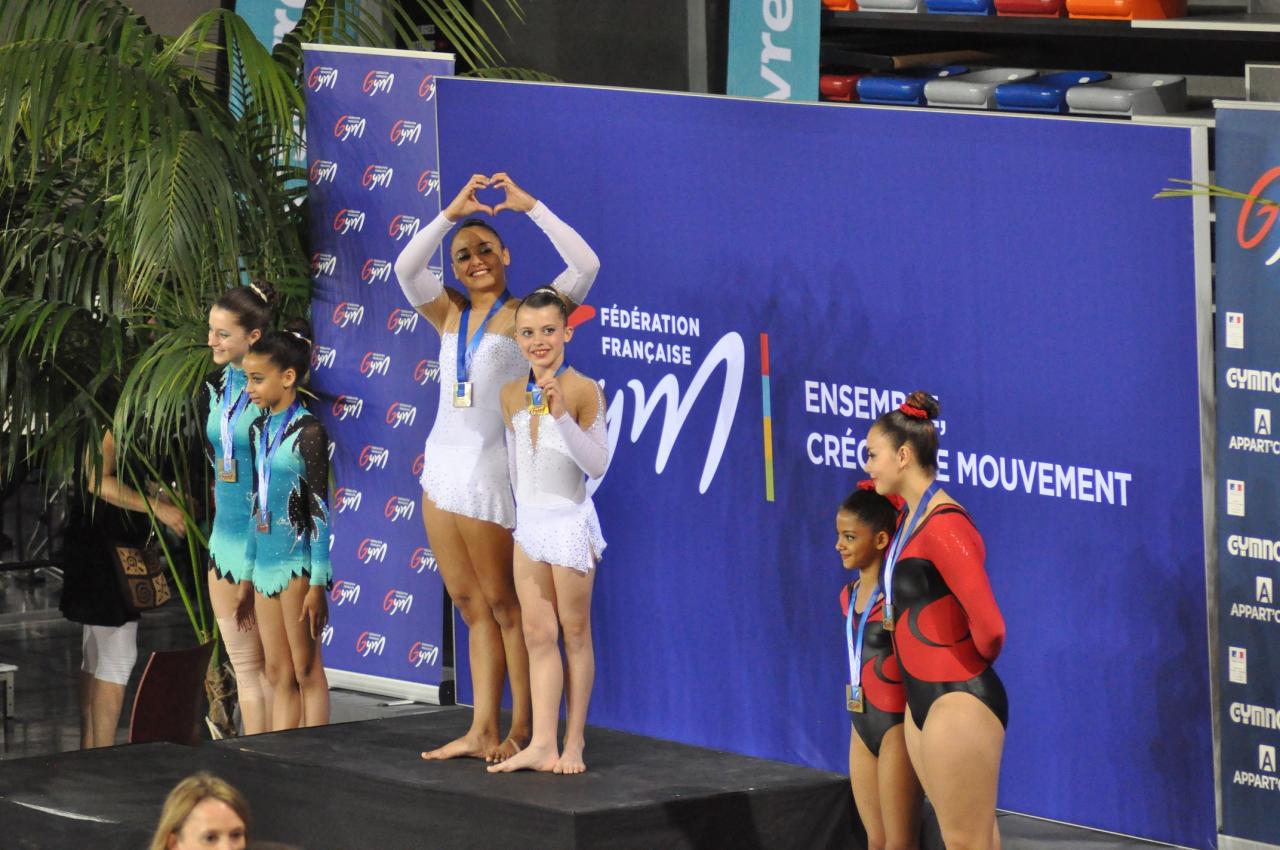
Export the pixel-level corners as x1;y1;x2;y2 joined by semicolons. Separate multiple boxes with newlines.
1229;576;1280;622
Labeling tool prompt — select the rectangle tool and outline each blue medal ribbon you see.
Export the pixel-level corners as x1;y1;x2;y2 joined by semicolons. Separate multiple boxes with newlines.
846;579;881;710
256;400;302;527
454;290;512;399
881;479;942;627
526;362;569;412
219;368;251;469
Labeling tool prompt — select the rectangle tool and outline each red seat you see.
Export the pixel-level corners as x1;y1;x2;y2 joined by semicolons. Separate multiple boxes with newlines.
128;641;215;746
995;0;1065;16
820;74;863;103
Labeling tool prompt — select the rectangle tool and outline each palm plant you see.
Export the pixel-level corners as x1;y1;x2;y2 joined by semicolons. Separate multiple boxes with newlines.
0;0;536;734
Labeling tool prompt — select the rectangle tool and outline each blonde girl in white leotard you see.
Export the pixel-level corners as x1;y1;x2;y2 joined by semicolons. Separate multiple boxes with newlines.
394;173;599;762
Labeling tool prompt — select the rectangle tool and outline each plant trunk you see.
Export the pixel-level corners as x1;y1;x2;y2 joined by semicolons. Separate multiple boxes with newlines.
204;657;237;739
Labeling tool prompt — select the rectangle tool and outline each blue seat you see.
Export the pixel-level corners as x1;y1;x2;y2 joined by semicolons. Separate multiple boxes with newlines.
926;0;996;14
994;71;1111;113
857;66;970;106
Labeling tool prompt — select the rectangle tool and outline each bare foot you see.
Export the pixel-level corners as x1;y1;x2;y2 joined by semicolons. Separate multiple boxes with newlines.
487;742;558;773
553;740;586;775
486;732;530;764
420;729;498;761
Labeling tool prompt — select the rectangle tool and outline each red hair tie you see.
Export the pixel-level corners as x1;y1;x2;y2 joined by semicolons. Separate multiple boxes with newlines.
898;402;929;420
856;479;877;492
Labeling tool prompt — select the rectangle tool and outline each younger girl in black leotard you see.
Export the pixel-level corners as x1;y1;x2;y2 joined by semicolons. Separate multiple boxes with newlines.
837;481;922;850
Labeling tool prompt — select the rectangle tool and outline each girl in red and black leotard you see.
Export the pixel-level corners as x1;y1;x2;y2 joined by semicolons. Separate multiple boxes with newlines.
836;482;922;850
866;391;1007;850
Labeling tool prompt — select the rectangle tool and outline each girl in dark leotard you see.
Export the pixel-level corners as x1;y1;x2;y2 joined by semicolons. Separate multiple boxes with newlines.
865;391;1007;850
837;481;922;850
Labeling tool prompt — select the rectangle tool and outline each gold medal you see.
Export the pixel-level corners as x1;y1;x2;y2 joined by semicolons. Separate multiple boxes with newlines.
218;456;237;483
453;381;473;408
847;684;864;714
526;389;549;416
255;509;271;534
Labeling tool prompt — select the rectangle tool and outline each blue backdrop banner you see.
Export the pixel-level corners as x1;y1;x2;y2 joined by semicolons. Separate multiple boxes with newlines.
435;80;1213;847
1214;102;1280;848
303;46;455;697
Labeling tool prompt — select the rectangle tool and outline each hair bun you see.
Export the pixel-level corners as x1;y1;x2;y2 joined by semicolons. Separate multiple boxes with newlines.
904;391;940;420
283;317;312;345
246;279;279;308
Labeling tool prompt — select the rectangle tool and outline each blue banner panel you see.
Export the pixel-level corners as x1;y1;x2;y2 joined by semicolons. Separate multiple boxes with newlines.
727;0;819;101
435;81;1212;846
303;47;455;692
1215;103;1280;848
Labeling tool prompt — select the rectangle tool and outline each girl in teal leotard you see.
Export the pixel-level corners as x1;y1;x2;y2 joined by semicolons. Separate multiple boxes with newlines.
243;319;331;730
201;281;276;735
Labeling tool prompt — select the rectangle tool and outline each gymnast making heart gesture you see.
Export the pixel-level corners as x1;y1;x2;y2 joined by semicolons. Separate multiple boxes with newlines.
394;173;600;763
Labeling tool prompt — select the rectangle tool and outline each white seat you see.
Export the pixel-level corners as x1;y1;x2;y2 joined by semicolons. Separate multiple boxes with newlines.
925;68;1039;109
1066;74;1187;117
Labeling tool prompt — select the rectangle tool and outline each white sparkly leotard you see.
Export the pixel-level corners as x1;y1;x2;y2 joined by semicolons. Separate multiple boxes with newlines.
394;201;600;528
508;382;608;574
422;332;527;526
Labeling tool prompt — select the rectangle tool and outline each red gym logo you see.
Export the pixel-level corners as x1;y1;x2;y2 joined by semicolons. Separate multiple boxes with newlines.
384;496;416;522
307;66;339;91
331;302;365;328
311;345;337;371
311;252;337;278
388;214;421;241
409;547;437;574
360;352;392;378
362;164;394;191
362;70;395;96
389;119;422;146
309;160;337;185
333;114;366;141
417;169;440;197
385;402;418;429
357;444;389;471
330;580;361;606
331;395;364;421
412;453;425;477
361;258;392;284
387;308;419;336
414;359;440;386
334;487;363;514
332;208;366;234
383;589;414;616
356;538;388;564
1237;166;1280;265
408;641;439;668
355;631;386;657
419;74;436;100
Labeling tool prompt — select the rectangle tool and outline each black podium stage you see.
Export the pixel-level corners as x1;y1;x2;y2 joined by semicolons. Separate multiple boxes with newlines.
0;708;857;849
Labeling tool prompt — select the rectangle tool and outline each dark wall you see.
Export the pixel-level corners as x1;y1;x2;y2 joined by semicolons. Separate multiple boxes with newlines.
481;0;729;93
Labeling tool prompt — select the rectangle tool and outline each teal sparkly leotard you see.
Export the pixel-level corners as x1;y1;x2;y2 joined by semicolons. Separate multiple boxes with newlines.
201;366;260;584
245;405;332;597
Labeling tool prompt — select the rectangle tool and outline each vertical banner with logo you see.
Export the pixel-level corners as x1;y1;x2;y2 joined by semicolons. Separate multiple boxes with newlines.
1215;102;1280;850
726;0;819;101
438;78;1214;848
303;46;455;700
